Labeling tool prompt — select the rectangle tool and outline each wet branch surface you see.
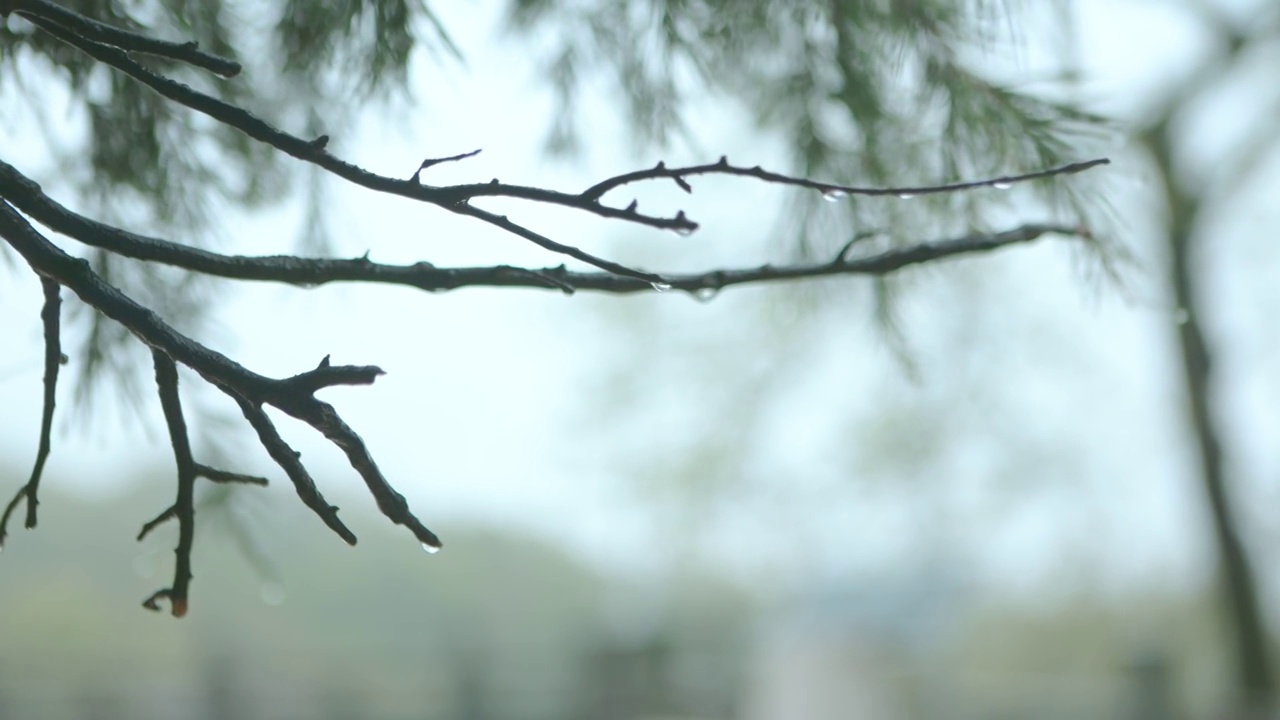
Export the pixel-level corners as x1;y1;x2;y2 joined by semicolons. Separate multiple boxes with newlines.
14;5;1105;283
0;278;61;547
0;160;1089;295
0;202;439;614
0;0;1110;615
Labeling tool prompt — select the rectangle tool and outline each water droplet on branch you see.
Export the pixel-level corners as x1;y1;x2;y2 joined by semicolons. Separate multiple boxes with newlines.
822;189;847;202
694;287;720;302
896;193;916;200
422;543;441;555
992;181;1013;190
650;282;673;292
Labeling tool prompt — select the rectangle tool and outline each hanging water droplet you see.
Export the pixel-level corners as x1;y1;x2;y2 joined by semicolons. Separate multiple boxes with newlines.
694;287;720;302
650;282;673;292
821;189;847;202
992;181;1013;190
670;226;696;237
1172;307;1190;325
422;542;441;555
896;193;916;200
261;582;286;606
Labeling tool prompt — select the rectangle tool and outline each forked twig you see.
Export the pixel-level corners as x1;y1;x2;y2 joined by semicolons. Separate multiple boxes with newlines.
0;278;61;548
0;5;1112;615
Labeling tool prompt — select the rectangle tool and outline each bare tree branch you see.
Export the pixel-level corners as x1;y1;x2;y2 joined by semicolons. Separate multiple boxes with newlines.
576;157;1111;202
194;466;269;486
0;277;61;548
0;200;439;554
16;13;1108;284
414;148;483;177
0;159;1089;296
6;0;242;77
141;351;198;617
233;394;357;546
0;6;1111;614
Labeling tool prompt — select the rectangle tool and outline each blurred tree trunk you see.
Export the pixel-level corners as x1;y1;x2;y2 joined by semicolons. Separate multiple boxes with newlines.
1138;6;1278;713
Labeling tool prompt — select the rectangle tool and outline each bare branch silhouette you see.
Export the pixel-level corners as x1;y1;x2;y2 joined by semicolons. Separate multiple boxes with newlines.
0;4;1110;614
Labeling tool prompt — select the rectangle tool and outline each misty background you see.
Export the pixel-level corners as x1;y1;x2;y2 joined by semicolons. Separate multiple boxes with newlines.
2;0;1279;718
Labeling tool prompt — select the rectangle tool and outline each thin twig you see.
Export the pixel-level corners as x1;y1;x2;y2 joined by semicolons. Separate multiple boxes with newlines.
137;472;268;542
414;148;482;179
141;351;197;617
450;202;668;286
19;15;1111;283
0;277;60;548
195;465;269;485
0;201;437;554
9;0;241;77
579;157;1111;201
137;506;176;542
233;395;357;545
0;159;1087;296
20;18;654;279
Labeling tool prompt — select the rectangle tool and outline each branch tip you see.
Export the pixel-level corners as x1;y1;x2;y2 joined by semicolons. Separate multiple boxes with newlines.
415;148;482;178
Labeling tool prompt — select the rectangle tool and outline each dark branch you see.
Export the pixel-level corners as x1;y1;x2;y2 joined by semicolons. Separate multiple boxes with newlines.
0;277;60;548
578;157;1112;201
261;389;442;550
136;458;268;541
414;148;482;178
0;200;436;555
0;7;1112;615
9;0;242;77
195;466;269;486
141;351;197;617
135;464;270;541
282;359;385;395
137;506;176;542
450;202;668;286
0;159;1086;297
233;396;357;546
18;14;1111;285
19;17;654;280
